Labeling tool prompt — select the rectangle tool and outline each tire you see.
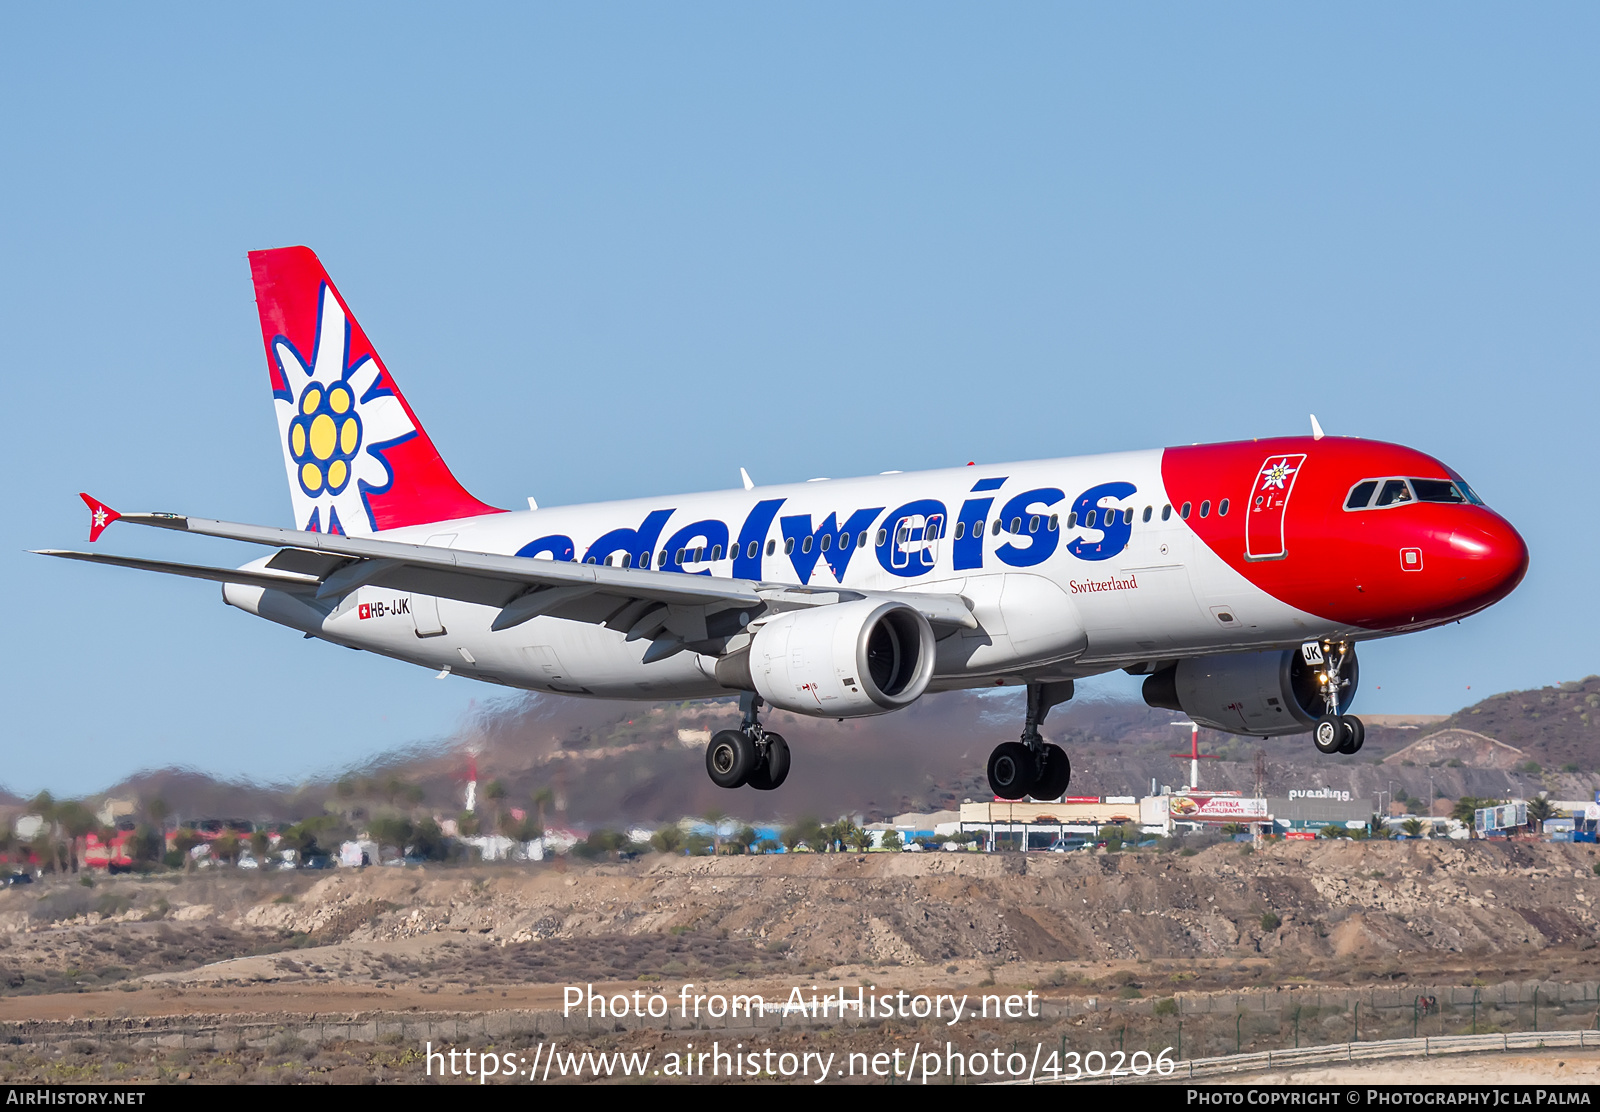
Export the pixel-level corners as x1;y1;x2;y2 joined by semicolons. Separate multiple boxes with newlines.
1313;716;1343;755
987;741;1036;800
1339;716;1365;755
746;733;791;791
706;729;757;788
1031;743;1072;800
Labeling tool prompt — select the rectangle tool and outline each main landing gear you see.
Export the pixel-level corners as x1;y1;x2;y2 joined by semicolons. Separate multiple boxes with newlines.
706;693;791;790
1307;640;1365;756
986;681;1075;801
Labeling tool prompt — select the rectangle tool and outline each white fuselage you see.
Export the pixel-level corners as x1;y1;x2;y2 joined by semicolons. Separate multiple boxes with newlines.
223;452;1347;700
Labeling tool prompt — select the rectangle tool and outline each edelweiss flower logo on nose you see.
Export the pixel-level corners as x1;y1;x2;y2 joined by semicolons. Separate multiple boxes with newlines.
271;284;416;533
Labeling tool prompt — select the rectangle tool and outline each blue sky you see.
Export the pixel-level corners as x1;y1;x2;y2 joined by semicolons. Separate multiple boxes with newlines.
2;6;1595;795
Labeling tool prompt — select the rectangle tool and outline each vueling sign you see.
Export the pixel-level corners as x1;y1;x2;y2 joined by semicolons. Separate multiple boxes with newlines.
515;478;1138;582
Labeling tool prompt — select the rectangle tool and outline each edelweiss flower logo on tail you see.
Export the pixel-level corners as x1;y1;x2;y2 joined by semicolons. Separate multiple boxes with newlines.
271;284;416;534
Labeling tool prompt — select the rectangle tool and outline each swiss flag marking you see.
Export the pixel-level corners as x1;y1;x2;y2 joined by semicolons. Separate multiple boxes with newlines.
358;603;372;620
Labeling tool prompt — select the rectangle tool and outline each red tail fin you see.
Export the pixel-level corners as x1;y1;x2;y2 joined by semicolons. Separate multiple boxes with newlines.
248;246;501;535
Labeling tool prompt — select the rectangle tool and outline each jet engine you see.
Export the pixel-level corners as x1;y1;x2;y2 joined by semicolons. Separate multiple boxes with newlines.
734;599;936;717
1141;648;1358;737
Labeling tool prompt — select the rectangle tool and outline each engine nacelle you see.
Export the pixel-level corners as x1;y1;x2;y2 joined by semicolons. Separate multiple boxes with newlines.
1141;648;1358;737
744;599;936;717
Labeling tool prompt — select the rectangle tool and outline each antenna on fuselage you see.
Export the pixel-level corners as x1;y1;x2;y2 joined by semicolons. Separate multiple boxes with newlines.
1310;414;1326;440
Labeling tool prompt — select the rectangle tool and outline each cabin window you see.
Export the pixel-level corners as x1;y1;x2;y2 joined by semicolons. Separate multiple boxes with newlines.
858;531;869;548
800;536;813;554
1048;514;1059;531
659;550;670;567
619;553;631;568
1123;507;1133;525
1142;505;1152;523
1066;512;1078;529
1200;500;1211;518
1162;504;1172;521
1028;515;1040;533
1180;502;1192;519
876;529;888;546
1218;499;1229;517
820;534;832;551
675;549;686;565
954;521;965;540
711;544;723;561
747;541;759;559
765;539;776;556
784;538;795;555
840;531;852;549
1085;510;1097;529
640;551;652;569
973;520;984;537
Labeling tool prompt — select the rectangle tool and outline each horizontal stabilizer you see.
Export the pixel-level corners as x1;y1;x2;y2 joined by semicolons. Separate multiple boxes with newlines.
34;550;320;593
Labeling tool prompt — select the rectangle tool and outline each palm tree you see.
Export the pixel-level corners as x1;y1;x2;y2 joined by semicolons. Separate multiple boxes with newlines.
1402;818;1424;838
532;787;555;829
1526;796;1556;828
735;826;758;854
54;801;98;873
703;809;727;854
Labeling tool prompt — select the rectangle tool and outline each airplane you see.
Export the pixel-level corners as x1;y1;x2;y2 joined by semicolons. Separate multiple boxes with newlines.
40;247;1529;799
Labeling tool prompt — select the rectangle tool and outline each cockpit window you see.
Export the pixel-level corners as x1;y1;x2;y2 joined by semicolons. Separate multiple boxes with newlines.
1345;481;1379;510
1346;475;1485;511
1411;478;1468;504
1374;479;1413;507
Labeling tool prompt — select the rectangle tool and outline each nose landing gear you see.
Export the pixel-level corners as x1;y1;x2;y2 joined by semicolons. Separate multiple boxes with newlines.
705;693;791;790
1306;641;1365;755
986;681;1074;800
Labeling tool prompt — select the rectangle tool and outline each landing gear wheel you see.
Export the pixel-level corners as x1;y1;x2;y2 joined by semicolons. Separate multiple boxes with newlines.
746;733;790;791
706;729;757;788
1338;716;1365;755
987;741;1037;800
1031;743;1072;800
1313;716;1344;755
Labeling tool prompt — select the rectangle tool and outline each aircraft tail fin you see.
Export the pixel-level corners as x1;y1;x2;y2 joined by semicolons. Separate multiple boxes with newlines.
248;246;501;535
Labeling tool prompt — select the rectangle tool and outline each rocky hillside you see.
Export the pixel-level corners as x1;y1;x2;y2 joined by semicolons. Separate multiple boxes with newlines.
18;675;1600;828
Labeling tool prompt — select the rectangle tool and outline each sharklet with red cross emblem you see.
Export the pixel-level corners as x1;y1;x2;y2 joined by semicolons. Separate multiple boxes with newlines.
79;493;120;543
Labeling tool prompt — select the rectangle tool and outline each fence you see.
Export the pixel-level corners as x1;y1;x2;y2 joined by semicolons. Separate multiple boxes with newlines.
1009;1029;1599;1084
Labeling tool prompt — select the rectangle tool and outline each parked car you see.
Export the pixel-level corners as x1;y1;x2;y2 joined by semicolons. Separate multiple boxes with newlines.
3;873;33;886
1047;838;1090;852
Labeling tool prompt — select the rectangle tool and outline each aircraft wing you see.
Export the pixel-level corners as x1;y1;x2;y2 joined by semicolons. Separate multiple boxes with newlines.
40;502;976;658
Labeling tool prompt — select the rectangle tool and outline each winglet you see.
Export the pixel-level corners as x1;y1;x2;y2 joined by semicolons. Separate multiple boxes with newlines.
740;467;755;491
79;493;120;542
1310;414;1325;441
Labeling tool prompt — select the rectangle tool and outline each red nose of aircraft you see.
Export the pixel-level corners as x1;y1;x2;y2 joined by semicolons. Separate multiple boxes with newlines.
1441;508;1530;617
